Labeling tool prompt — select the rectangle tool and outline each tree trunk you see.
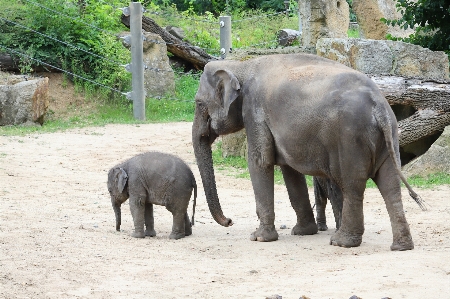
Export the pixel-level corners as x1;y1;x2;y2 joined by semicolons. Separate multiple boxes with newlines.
369;75;450;146
120;14;217;70
0;53;19;72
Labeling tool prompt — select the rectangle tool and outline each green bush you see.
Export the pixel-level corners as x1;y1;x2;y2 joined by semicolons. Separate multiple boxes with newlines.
0;0;132;98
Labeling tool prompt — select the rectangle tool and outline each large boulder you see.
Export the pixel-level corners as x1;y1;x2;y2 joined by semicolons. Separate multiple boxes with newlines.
352;0;415;40
403;126;450;177
0;74;49;125
221;130;248;160
316;38;449;80
119;31;175;98
142;32;175;98
299;0;349;47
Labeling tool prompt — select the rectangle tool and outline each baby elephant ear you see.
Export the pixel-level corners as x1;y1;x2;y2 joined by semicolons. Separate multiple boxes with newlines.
214;69;240;116
117;168;128;193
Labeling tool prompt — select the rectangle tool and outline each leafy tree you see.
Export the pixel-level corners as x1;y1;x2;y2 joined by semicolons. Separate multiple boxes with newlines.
0;0;132;97
382;0;450;53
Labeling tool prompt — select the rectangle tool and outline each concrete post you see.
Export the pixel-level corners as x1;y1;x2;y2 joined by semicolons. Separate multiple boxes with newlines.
130;2;145;121
219;16;231;59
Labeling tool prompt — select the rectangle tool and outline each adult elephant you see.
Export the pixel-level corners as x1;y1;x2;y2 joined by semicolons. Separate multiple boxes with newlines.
192;53;425;251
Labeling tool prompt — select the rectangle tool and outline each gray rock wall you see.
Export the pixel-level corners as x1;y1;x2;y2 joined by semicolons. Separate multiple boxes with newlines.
352;0;415;39
316;38;449;80
299;0;349;47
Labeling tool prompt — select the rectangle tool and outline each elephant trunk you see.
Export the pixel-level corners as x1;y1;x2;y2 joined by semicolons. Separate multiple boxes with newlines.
192;116;233;227
113;203;121;231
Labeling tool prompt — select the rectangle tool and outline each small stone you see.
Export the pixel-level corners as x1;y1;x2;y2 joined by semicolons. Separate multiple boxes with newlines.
280;224;287;229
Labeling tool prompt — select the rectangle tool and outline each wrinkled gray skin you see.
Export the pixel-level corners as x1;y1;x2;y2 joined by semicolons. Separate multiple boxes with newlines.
192;53;425;251
313;176;343;231
107;152;196;240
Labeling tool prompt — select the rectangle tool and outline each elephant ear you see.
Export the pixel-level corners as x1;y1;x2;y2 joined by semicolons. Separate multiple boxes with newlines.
117;168;128;193
213;69;240;116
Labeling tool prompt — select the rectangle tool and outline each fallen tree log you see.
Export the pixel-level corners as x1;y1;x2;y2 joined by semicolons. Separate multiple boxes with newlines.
121;14;217;70
370;75;450;152
0;53;19;72
369;75;450;164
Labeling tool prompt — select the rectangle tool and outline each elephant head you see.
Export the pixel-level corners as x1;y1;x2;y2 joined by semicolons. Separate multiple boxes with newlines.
107;167;129;231
192;66;243;227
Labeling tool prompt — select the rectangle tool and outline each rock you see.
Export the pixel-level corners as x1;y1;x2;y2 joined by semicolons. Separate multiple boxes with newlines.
277;29;301;46
118;31;175;98
266;295;282;299
299;0;349;47
403;126;450;178
221;130;248;159
316;38;449;80
142;32;175;98
0;75;49;125
353;0;414;40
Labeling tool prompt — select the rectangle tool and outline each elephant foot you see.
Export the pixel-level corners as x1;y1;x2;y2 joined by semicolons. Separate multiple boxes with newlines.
185;226;192;237
317;222;328;231
391;237;414;251
145;229;156;237
131;230;145;238
250;224;278;242
291;222;318;235
169;232;186;240
330;230;362;248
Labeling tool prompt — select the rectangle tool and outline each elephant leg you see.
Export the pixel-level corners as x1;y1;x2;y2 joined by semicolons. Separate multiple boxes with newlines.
144;202;156;237
329;181;366;248
184;212;192;236
248;161;278;242
373;160;414;251
313;177;328;231
129;195;146;238
327;180;343;230
281;166;318;236
168;211;186;240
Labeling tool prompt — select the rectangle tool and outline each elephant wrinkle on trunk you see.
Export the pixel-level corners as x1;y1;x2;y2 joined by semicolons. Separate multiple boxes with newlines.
192;53;425;251
107;151;197;240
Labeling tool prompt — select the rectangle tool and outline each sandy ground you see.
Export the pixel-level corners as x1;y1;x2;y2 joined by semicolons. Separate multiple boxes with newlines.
1;122;449;299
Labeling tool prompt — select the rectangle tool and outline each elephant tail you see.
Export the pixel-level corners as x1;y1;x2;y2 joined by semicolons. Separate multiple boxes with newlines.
191;178;197;226
373;95;427;211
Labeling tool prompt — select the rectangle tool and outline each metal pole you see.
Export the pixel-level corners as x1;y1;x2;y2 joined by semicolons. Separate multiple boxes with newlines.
219;16;231;59
130;2;145;121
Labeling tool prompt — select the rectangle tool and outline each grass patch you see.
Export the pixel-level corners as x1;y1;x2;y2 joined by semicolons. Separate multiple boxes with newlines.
348;28;360;38
0;72;199;136
408;173;450;188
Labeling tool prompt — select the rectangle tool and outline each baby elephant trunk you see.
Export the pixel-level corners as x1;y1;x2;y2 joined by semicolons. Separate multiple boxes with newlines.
113;203;121;231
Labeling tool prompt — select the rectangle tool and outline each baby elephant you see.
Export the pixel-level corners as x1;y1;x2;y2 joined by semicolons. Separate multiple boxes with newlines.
107;152;196;240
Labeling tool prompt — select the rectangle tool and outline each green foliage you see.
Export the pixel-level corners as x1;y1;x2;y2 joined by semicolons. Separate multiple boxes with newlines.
346;0;357;22
408;173;450;188
382;0;450;53
153;0;293;15
146;3;299;57
0;0;131;99
347;28;360;38
146;98;195;122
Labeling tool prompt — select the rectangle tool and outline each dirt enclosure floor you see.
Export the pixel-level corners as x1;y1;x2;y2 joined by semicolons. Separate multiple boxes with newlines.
1;122;449;299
